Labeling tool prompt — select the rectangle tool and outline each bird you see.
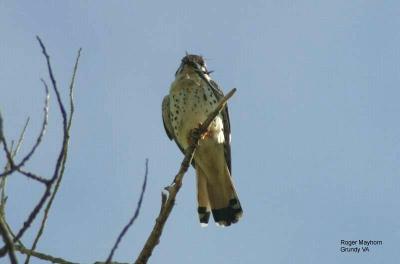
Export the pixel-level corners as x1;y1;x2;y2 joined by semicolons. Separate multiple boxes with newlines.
162;54;243;226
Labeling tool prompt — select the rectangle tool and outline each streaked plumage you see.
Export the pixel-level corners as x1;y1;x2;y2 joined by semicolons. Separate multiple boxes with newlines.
162;54;243;226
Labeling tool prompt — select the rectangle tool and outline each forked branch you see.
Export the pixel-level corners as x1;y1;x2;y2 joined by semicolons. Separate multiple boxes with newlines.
0;36;81;264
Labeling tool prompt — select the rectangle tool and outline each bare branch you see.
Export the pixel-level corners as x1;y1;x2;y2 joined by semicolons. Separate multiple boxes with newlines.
0;79;49;179
24;43;82;264
106;159;148;264
94;262;130;264
16;245;79;264
13;37;80;244
0;246;6;257
0;36;82;264
0;118;31;259
0;214;17;264
17;169;48;185
68;48;82;130
0;112;15;176
36;36;67;131
135;88;237;264
1;117;30;213
16;244;131;264
15;79;49;169
14;186;50;242
12;118;30;159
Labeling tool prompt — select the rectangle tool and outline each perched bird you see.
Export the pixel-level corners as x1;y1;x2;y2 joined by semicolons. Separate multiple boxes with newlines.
162;54;243;226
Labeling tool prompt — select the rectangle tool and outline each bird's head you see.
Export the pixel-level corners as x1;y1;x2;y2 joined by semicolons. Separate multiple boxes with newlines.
175;54;213;76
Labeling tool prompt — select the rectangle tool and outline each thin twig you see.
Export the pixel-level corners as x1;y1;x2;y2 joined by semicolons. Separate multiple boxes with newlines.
12;117;30;159
94;262;130;264
14;36;77;243
4;219;25;248
14;184;51;242
0;214;17;264
0;118;31;259
24;43;81;264
17;169;48;185
16;80;49;168
16;244;79;264
134;88;236;264
0;79;49;178
0;246;6;257
36;36;67;131
16;244;130;264
0;37;81;263
0;112;15;176
68;48;81;130
106;159;148;263
24;146;66;264
0;117;29;211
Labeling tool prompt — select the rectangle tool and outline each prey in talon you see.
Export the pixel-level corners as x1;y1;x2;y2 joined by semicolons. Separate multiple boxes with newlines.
162;54;243;226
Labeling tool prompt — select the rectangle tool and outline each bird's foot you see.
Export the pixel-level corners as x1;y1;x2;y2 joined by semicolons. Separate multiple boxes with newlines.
188;123;211;145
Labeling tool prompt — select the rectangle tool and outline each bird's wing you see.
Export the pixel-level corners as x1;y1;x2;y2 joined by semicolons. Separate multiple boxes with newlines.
162;95;192;162
192;63;232;173
162;95;175;140
209;79;232;174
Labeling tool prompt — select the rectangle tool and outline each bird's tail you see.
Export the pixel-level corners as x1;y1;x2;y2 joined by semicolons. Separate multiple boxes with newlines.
196;166;243;227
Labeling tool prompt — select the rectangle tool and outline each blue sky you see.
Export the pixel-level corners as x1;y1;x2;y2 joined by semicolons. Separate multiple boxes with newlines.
1;1;399;263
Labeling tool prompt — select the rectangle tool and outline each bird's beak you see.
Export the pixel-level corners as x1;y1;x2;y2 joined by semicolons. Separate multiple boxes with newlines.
175;58;211;76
